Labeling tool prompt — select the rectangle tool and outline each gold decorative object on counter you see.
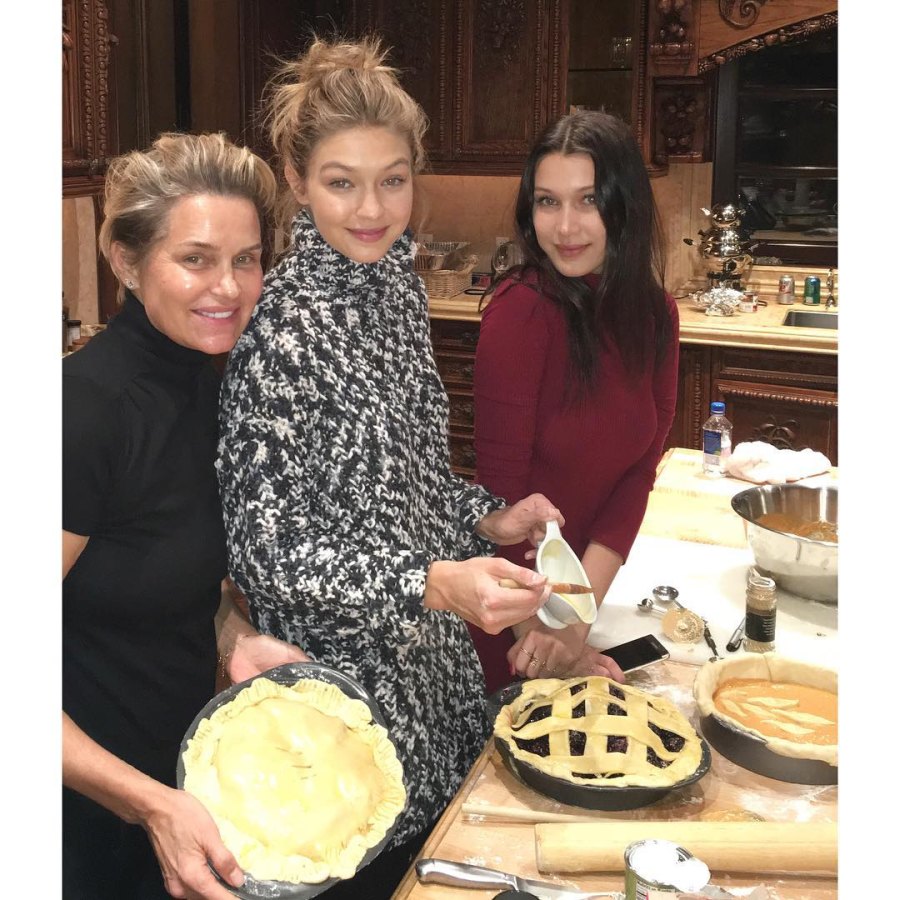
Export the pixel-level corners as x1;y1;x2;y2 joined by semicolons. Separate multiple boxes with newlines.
683;203;757;292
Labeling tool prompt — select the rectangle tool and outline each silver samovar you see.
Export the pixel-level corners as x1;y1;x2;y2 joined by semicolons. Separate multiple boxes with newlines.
684;203;758;291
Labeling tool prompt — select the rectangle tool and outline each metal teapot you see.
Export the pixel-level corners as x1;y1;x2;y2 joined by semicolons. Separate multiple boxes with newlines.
684;202;758;290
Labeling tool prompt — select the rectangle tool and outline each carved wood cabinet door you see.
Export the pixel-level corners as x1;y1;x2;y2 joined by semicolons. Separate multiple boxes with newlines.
667;343;838;465
360;0;455;163
452;0;565;170
362;0;566;174
63;0;117;196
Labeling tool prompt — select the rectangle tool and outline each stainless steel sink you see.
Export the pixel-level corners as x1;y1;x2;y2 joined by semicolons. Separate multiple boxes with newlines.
782;310;838;329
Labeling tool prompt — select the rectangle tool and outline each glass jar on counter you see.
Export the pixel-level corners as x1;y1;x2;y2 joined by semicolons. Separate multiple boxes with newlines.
67;319;82;349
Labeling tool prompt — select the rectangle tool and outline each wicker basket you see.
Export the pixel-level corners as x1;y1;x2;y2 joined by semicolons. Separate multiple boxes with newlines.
419;255;478;299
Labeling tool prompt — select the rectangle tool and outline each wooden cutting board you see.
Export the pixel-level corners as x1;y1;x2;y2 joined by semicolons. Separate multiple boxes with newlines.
465;664;836;827
392;661;837;899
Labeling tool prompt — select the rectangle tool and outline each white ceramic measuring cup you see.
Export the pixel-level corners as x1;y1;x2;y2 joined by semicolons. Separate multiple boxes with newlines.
535;520;598;630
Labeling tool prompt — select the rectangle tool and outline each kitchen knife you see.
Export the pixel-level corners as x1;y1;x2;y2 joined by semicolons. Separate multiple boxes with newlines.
499;578;594;595
415;858;623;900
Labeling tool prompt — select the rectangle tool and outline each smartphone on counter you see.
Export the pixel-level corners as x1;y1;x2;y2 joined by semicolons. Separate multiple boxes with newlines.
602;634;669;673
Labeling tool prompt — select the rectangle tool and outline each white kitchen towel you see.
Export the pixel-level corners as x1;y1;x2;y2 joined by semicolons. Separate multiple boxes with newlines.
724;441;831;485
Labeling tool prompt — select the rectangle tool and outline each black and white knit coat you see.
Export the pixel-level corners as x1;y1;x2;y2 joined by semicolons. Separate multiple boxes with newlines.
216;210;503;846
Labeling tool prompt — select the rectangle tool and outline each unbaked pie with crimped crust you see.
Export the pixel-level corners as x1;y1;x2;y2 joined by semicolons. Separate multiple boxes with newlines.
494;676;704;788
182;677;406;884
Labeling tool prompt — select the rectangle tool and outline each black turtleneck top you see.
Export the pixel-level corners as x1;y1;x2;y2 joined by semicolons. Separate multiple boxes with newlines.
62;292;225;785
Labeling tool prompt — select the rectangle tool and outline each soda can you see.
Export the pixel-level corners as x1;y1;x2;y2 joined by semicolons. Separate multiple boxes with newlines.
803;276;821;305
777;274;795;305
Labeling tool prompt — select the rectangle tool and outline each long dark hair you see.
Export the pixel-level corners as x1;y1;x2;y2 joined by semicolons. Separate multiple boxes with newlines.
503;111;670;390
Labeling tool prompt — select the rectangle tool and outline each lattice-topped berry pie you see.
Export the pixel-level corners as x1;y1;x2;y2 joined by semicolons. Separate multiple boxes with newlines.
494;676;704;788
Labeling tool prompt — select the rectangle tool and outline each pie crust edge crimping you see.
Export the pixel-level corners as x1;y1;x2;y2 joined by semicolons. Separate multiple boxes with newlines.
182;676;407;884
692;653;837;766
494;675;704;788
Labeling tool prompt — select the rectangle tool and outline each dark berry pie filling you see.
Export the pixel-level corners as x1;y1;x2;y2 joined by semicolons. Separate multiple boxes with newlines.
497;676;703;788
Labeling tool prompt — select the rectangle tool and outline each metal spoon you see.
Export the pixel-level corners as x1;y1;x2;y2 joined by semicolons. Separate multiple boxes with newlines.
652;585;684;610
637;597;667;615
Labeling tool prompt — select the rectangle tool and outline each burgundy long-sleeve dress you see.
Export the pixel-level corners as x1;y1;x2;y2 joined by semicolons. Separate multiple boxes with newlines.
472;275;680;693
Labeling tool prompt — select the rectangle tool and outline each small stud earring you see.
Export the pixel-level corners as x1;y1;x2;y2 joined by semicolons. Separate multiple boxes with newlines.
125;279;135;290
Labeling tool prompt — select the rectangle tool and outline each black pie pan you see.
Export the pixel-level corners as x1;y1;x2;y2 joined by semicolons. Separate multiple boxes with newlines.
700;713;838;785
488;682;712;811
176;661;402;900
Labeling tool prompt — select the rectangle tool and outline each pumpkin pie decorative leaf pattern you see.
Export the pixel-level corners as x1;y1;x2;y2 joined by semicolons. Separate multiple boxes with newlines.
693;655;838;767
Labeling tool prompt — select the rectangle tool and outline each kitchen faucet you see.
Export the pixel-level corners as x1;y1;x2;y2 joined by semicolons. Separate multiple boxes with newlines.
825;268;836;308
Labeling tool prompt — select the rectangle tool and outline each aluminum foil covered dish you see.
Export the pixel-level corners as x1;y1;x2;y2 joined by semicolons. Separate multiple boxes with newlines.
691;287;743;317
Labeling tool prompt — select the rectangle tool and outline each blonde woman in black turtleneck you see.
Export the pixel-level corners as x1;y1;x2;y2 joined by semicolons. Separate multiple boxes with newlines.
61;132;306;900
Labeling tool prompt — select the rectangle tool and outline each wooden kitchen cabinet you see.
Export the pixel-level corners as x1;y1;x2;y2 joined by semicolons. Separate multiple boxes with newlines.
666;343;838;464
360;0;567;174
430;318;480;480
669;343;711;457
235;2;672;175
63;0;121;322
432;315;839;479
63;0;118;195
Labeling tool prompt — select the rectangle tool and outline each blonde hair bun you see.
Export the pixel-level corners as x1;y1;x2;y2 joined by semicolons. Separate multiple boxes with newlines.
264;34;428;233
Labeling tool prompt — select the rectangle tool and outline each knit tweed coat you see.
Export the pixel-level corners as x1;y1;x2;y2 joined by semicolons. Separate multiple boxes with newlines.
216;210;501;846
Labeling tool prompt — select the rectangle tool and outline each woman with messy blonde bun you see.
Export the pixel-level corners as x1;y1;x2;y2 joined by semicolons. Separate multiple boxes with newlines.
63;132;306;899
217;36;563;897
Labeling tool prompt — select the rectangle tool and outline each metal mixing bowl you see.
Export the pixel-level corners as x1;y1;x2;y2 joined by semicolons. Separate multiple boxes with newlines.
731;484;837;603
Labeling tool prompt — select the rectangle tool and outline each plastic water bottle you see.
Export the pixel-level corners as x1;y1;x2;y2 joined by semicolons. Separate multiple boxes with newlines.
701;401;732;477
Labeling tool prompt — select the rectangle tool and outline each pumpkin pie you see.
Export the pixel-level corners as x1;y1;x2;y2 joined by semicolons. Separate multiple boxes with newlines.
693;654;837;766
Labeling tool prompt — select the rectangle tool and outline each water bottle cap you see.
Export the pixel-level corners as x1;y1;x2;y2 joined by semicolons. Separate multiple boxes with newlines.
710;401;726;415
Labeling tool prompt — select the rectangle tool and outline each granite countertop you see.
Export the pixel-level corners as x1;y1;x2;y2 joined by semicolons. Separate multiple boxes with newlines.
673;294;837;354
429;288;838;354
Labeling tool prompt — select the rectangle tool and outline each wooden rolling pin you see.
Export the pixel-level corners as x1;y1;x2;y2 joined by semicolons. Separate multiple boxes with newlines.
535;821;837;876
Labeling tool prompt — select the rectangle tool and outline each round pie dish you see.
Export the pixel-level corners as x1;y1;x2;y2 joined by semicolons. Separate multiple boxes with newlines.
177;662;403;900
693;655;837;786
489;680;711;811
